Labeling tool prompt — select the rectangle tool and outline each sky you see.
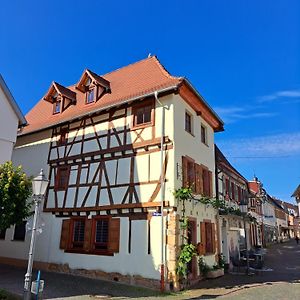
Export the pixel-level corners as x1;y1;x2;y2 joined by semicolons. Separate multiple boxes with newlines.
0;0;299;203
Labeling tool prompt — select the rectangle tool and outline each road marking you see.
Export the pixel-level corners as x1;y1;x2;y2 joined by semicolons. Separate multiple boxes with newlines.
277;249;282;255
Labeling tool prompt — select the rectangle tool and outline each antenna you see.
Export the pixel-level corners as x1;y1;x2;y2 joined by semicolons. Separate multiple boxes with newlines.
148;53;152;58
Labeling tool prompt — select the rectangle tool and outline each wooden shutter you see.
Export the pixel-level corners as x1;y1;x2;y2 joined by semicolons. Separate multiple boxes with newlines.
199;222;206;255
203;169;209;196
195;164;202;194
108;218;120;253
60;219;70;250
212;223;216;254
208;170;213;197
182;156;188;187
83;219;92;251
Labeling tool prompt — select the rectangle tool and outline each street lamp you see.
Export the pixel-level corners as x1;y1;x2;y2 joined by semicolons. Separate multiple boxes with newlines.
24;169;49;300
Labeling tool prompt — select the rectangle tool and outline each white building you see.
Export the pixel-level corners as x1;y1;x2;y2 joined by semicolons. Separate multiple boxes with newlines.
0;75;26;164
0;57;223;289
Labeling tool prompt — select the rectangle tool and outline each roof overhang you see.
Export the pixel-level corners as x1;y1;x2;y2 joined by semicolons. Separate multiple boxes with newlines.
178;79;224;132
0;74;27;127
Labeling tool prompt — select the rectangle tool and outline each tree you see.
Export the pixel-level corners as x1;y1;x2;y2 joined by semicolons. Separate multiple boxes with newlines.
0;162;32;231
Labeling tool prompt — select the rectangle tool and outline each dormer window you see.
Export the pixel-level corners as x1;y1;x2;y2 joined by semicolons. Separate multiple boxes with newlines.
86;88;95;104
44;82;76;115
76;69;110;104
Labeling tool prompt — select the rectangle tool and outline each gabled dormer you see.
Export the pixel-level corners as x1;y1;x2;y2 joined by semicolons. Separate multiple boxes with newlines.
76;69;110;104
43;82;76;115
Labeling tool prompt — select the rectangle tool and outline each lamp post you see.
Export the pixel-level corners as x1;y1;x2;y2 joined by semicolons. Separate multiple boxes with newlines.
259;187;267;247
24;169;49;300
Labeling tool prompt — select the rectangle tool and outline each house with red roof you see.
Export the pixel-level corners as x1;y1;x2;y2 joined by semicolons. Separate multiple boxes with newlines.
0;56;224;290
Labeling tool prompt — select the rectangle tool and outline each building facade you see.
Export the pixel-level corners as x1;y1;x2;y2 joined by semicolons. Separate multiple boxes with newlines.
215;145;251;267
0;74;26;164
0;57;223;289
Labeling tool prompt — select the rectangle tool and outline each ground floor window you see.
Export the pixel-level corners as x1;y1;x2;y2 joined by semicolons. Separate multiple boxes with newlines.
13;221;26;241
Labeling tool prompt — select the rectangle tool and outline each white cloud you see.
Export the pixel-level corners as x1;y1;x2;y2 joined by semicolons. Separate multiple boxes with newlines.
214;106;277;124
217;132;300;158
258;89;300;103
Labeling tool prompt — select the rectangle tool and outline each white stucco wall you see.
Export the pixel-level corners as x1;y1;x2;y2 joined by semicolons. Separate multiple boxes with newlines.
0;84;19;164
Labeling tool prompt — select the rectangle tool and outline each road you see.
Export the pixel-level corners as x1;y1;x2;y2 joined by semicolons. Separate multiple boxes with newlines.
0;240;299;299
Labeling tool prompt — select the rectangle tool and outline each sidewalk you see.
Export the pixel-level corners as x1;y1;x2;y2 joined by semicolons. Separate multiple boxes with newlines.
0;240;299;299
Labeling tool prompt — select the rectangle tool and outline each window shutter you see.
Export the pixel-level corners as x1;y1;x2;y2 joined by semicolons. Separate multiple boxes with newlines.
212;223;216;254
108;218;120;253
199;222;206;255
182;156;188;187
195;164;201;194
60;219;70;250
208;171;213;197
203;169;209;197
83;219;92;251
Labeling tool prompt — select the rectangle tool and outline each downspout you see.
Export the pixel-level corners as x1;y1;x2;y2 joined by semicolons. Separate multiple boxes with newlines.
154;91;165;292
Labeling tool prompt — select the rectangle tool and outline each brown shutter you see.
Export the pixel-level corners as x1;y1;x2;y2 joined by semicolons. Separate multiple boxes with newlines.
60;219;70;250
203;169;209;196
195;164;201;194
212;223;216;254
83;219;92;251
208;171;213;197
182;156;188;187
108;218;120;253
199;222;206;255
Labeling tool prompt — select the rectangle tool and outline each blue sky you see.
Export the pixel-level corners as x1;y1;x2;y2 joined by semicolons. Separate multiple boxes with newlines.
0;1;299;202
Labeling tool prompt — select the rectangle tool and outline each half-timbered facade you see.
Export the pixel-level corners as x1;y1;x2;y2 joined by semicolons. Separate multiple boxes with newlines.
0;56;223;289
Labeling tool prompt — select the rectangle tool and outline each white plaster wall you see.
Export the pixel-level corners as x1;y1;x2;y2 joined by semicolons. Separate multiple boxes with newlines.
0;85;19;163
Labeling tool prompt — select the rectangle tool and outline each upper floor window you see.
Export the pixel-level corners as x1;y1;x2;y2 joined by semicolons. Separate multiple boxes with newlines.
55;165;70;191
58;128;68;146
201;124;207;144
53;100;61;114
185;111;193;134
86;88;95;104
132;100;154;128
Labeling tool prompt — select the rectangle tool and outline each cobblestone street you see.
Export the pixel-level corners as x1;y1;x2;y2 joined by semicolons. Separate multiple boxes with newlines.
0;240;299;299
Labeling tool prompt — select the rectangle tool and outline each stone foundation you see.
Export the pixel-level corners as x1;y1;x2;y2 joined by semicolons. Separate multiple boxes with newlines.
0;256;161;290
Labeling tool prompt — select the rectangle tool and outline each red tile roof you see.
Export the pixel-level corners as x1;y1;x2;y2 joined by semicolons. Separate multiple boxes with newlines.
20;56;223;136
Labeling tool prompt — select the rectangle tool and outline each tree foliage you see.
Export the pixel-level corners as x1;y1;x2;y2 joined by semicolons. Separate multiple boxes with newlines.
0;162;32;231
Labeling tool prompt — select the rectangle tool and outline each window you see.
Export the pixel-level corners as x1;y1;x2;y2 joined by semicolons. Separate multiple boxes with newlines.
201;124;207;144
132;101;154;127
185;112;192;134
225;178;230;199
53;100;61;114
86;88;95;104
199;221;215;255
58;128;68;146
71;219;85;249
13;221;26;241
94;218;109;250
55;166;70;191
231;182;235;201
187;161;195;190
0;228;6;240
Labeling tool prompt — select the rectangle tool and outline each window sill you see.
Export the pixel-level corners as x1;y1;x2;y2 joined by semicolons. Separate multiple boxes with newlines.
185;130;195;137
65;249;114;256
132;122;153;130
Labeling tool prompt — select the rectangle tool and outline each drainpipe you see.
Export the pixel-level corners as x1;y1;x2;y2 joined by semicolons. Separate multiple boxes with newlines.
154;91;166;292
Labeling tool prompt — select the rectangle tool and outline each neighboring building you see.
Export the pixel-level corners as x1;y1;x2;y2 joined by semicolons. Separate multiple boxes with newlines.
215;145;251;266
0;57;224;289
272;198;293;241
0;74;26;163
292;184;300;215
248;178;277;246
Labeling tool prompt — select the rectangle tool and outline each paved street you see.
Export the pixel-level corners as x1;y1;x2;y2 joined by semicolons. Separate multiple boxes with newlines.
0;240;300;299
